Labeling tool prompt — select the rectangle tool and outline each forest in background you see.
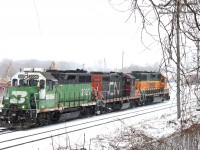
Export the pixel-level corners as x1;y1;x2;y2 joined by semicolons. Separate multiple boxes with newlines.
0;59;160;78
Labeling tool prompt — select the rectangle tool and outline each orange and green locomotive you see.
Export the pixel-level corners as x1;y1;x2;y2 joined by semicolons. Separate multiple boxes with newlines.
0;68;169;128
130;71;170;105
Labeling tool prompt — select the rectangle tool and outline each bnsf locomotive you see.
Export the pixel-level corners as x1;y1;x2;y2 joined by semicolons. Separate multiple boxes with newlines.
0;68;169;128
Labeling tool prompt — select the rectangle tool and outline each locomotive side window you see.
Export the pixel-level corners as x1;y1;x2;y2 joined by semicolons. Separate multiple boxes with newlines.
40;80;45;89
141;74;147;81
19;79;23;86
160;74;165;82
29;79;38;86
132;74;139;80
85;76;91;82
150;74;156;80
12;79;18;86
47;80;53;90
19;79;28;86
67;75;76;80
126;79;130;84
66;75;76;83
79;76;85;82
158;74;165;82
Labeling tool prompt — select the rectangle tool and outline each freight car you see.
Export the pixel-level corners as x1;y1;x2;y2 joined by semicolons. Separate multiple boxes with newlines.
0;68;169;128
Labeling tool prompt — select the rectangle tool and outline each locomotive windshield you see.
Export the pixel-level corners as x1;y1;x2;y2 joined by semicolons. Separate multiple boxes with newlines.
13;78;40;87
11;72;47;88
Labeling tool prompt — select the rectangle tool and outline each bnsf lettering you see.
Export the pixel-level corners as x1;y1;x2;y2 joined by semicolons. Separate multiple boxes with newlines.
46;94;55;100
10;91;28;104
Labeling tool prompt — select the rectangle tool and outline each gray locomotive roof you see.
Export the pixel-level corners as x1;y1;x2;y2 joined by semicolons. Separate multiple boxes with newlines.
41;72;58;81
126;73;135;79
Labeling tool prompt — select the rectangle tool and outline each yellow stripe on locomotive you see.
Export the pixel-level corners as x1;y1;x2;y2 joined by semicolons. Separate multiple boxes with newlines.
131;71;169;97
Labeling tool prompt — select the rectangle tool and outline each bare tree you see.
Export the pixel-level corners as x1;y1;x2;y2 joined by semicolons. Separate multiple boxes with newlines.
109;0;200;120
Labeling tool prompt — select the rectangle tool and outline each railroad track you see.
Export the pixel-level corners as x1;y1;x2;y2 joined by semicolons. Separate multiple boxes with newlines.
0;127;14;136
0;98;197;150
0;100;179;150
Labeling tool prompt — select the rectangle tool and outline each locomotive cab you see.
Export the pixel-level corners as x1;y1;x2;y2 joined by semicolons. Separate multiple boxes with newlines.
131;71;170;105
1;68;53;127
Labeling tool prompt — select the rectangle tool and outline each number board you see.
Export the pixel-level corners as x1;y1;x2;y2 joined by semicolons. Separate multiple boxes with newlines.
28;75;39;79
18;74;39;79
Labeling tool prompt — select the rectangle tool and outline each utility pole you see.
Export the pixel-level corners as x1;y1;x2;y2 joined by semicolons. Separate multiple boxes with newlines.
176;0;181;119
159;0;181;119
196;38;200;81
159;0;197;119
196;40;200;110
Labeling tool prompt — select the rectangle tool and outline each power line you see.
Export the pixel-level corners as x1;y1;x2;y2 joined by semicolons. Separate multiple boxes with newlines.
32;0;41;35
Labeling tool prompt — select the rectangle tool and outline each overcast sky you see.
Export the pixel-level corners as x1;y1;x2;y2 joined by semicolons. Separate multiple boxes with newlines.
0;0;162;70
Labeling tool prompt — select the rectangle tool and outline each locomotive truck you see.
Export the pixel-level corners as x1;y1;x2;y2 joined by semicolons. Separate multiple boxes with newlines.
0;68;170;128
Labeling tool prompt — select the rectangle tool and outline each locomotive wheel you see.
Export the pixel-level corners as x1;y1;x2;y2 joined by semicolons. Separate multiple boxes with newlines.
51;111;60;123
149;97;154;104
132;100;138;107
79;107;87;117
130;100;134;108
79;106;95;117
140;100;144;106
164;94;170;100
85;106;95;116
144;98;151;105
45;113;52;124
37;113;48;125
144;99;149;105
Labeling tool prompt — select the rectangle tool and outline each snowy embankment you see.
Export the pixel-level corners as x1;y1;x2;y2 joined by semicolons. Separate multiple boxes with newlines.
90;83;200;150
1;83;200;150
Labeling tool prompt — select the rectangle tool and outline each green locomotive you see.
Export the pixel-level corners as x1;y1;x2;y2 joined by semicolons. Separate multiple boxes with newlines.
1;68;95;127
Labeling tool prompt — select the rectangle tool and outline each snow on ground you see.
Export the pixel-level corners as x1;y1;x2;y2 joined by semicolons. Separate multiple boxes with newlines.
1;83;200;150
1;100;179;150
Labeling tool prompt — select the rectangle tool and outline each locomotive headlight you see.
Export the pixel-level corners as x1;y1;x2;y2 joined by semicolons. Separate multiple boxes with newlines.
22;105;25;109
